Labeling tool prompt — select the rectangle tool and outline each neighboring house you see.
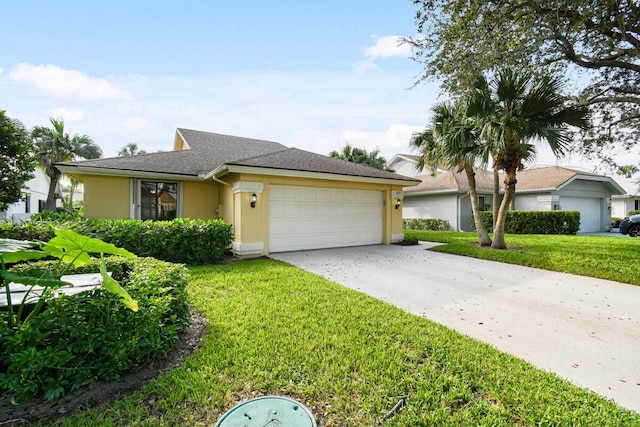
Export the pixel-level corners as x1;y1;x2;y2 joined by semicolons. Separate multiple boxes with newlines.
56;128;419;257
511;167;624;232
0;169;52;223
403;168;496;232
387;154;425;177
390;154;625;232
611;175;640;218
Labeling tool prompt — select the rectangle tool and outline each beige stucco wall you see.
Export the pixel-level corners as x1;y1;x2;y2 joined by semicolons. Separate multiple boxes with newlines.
79;171;408;256
181;181;220;219
228;173;406;256
83;175;130;219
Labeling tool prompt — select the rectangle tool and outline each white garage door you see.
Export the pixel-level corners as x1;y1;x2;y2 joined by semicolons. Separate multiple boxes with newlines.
561;197;601;232
269;185;383;252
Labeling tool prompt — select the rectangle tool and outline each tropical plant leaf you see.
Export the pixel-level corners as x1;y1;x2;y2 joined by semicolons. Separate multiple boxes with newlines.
44;229;136;266
0;271;72;289
0;239;47;264
99;260;138;311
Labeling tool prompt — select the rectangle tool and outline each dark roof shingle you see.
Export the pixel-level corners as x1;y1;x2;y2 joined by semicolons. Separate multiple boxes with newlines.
57;128;418;183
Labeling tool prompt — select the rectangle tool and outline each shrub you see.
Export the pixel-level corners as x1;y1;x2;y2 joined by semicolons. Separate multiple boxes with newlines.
474;211;580;234
0;256;190;402
403;218;451;231
628;210;640;216
0;218;233;264
612;217;623;228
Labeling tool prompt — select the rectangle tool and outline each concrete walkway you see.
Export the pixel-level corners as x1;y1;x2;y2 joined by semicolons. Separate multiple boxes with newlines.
270;243;640;412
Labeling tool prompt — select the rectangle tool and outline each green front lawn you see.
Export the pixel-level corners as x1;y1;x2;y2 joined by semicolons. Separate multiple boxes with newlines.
45;259;638;426
404;230;640;285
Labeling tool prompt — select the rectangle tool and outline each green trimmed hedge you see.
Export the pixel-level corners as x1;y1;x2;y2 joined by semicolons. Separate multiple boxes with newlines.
0;217;233;264
628;210;640;216
403;218;452;231
0;256;190;402
474;210;580;235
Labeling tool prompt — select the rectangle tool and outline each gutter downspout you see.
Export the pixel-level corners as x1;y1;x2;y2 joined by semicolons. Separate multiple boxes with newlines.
199;169;231;186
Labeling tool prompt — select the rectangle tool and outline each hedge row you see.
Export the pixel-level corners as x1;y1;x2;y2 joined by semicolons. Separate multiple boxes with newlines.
628;210;640;216
474;210;580;235
403;218;452;231
0;256;190;402
0;217;233;264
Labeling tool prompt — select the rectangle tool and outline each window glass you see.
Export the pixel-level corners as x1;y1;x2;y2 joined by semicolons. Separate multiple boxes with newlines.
140;181;178;220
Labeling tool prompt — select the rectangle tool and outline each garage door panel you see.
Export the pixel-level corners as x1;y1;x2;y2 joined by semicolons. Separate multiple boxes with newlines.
269;185;383;252
561;197;601;232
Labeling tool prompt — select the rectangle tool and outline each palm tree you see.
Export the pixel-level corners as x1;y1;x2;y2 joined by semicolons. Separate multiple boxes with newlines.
618;164;639;178
469;69;590;249
411;100;493;246
330;144;393;171
118;142;147;156
32;118;102;211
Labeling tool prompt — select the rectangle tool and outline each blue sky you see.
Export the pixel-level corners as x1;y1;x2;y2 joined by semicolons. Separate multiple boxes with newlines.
1;1;442;160
1;1;618;170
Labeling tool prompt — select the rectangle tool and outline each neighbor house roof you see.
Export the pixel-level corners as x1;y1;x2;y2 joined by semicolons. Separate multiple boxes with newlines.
56;128;419;185
515;166;625;194
610;175;640;198
404;168;496;195
403;166;625;196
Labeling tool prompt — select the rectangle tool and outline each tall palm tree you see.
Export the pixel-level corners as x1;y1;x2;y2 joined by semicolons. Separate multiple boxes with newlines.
32;118;103;211
411;100;493;246
469;69;590;249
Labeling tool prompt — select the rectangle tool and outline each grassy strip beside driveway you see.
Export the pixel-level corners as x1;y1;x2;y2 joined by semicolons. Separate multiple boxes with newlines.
49;259;638;426
404;230;639;286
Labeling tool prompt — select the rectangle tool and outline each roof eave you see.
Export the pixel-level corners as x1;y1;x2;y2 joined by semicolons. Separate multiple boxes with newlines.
209;165;420;186
555;174;627;195
55;164;201;181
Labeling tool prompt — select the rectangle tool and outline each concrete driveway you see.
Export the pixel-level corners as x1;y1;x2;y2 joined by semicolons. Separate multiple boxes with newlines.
270;243;640;412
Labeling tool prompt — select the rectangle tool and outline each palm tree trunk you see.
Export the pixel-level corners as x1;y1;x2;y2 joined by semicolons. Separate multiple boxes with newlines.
491;168;517;249
492;163;500;229
45;170;61;212
466;166;492;246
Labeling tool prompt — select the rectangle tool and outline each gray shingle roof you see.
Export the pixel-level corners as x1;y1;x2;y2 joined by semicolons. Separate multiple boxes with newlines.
404;166;624;194
56;128;418;183
405;169;495;194
229;147;413;181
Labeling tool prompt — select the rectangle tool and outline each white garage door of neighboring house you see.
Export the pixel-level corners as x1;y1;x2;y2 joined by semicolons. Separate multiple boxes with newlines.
269;185;383;252
561;197;601;232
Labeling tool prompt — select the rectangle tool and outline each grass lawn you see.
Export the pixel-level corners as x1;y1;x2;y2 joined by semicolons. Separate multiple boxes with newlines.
404;230;640;286
45;259;638;426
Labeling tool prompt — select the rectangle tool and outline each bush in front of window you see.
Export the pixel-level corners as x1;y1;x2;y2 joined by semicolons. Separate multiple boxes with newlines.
0;218;234;264
1;256;190;402
84;218;233;264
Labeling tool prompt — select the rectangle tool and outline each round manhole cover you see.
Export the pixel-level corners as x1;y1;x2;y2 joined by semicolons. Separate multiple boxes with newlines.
214;396;317;427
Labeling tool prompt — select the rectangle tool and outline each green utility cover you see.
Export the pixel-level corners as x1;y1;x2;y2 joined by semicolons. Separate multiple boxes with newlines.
215;396;316;427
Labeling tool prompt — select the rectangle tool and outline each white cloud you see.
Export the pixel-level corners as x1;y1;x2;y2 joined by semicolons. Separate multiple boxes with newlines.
48;107;84;121
123;117;149;129
9;63;130;100
364;35;412;60
355;35;412;73
340;123;424;160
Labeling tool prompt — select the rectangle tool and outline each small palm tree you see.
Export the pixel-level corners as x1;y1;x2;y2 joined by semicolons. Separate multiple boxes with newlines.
618;164;639;179
118;142;147;156
330;144;392;171
32;118;102;211
411;100;492;246
469;69;590;249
